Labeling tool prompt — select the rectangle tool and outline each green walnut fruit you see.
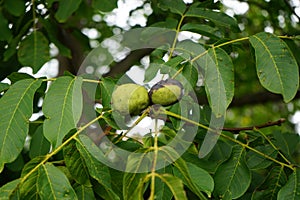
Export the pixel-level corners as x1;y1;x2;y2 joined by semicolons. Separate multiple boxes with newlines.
112;83;149;115
149;79;183;106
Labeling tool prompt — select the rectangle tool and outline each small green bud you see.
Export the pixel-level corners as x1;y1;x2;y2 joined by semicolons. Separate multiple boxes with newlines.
112;83;149;115
149;79;183;106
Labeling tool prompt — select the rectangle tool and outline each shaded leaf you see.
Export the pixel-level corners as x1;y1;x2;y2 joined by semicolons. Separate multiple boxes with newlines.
76;135;119;200
156;173;187;200
92;0;118;12
0;82;9;93
181;23;222;39
63;140;91;186
0;79;42;172
246;145;278;170
18;31;50;73
157;0;187;15
273;131;300;159
277;168;300;200
55;0;82;23
155;166;173;200
43;76;83;148
0;179;20;200
185;7;239;31
249;32;299;102
29;125;51;159
4;0;25;16
252;166;287;200
214;145;251;199
74;184;95;199
0;13;12;41
41;18;71;58
37;163;77;199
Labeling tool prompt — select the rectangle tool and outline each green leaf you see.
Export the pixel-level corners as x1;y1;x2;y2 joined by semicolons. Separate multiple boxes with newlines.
155;166;173;200
55;0;82;23
41;18;71;58
157;0;187;15
43;76;83;148
18;31;50;73
0;79;42;172
100;77;115;109
174;162;214;197
92;0;118;12
156;174;187;200
0;83;10;93
29;125;51;159
199;47;234;117
4;0;25;16
181;23;222;39
20;156;45;199
252;166;287;200
76;135;119;200
123;149;151;200
273;132;300;159
277;168;300;200
37;163;77;199
185;7;239;32
214;145;251;199
74;184;95;199
0;179;20;200
246;145;278;170
160;146;207;199
63;140;91;186
0;13;12;41
249;32;299;102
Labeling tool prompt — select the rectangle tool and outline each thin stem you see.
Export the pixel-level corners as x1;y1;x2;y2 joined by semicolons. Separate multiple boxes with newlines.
191;37;249;62
165;110;295;170
149;118;159;200
19;113;105;186
115;109;149;143
254;128;292;165
168;15;185;59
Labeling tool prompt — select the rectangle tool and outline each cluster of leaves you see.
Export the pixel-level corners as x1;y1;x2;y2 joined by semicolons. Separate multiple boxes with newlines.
0;0;300;199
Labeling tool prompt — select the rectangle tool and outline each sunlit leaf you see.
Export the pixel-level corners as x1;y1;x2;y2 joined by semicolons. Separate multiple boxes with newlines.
0;179;20;199
18;31;50;73
198;47;234;117
123;149;152;200
277;168;300;200
43;76;83;148
0;79;42;172
55;0;82;22
37;163;77;199
214;145;251;199
249;32;299;102
156;173;187;200
100;77;115;109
